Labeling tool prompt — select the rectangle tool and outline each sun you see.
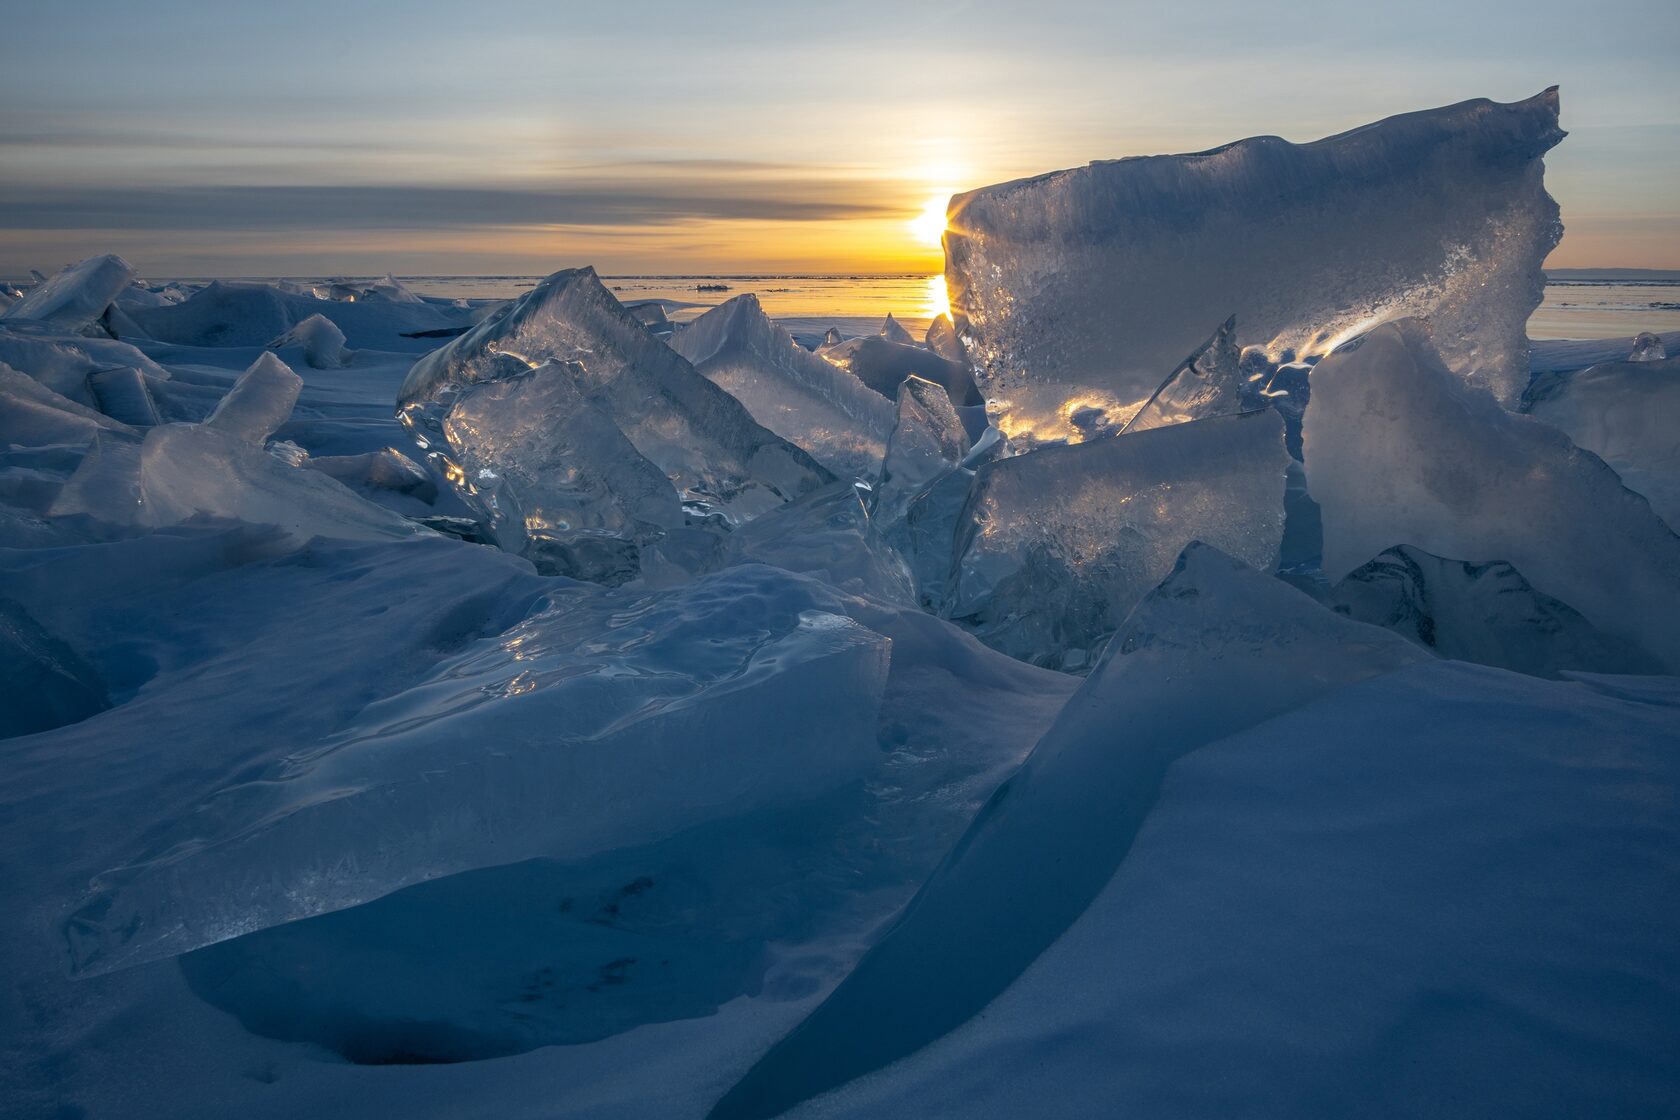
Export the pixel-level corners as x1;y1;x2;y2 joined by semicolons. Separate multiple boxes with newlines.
909;192;951;248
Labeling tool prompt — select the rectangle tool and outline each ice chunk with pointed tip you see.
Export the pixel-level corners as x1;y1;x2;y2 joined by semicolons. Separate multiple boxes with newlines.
400;267;830;530
947;409;1289;669
1328;545;1660;677
365;273;425;304
268;313;348;369
64;565;891;976
822;326;844;346
1305;319;1680;671
874;375;970;527
440;358;684;583
925;313;962;363
0;362;134;448
885;427;1010;612
671;294;894;480
1526;355;1680;529
1121;315;1253;433
0;254;136;331
204;353;303;443
947;89;1564;441
879;313;913;344
1629;331;1666;362
87;366;162;427
711;543;1426;1120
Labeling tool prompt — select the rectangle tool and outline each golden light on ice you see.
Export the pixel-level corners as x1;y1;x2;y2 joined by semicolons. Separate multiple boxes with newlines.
909;192;952;248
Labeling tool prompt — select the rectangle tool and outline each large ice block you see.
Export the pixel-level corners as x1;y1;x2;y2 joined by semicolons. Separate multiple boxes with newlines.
0;326;170;403
204;353;303;443
0;254;136;332
818;333;979;405
440;358;684;583
671;294;894;480
399;268;830;531
1328;545;1660;677
1305;319;1680;671
946;408;1289;669
0;362;134;448
1526;355;1680;529
946;89;1564;440
874;375;971;528
711;543;1426;1120
64;566;891;976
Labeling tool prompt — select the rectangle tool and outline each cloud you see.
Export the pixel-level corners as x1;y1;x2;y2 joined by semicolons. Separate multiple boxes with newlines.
0;181;902;232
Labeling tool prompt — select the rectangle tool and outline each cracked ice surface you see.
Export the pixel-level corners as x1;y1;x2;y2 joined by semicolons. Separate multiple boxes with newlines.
946;89;1564;442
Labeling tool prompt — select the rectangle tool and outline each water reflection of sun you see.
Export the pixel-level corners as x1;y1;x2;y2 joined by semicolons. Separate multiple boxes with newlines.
924;273;951;320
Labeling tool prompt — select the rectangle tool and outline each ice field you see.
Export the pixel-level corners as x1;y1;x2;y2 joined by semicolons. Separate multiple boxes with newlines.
2;89;1678;1119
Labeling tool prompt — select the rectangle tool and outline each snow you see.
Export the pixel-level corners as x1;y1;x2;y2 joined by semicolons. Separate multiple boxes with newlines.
0;253;136;332
1526;354;1680;528
785;661;1680;1120
712;543;1429;1119
1304;319;1680;671
946;408;1289;670
948;89;1563;441
671;294;894;480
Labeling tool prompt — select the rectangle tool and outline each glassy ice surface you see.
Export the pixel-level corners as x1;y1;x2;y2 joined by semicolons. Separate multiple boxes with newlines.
947;89;1563;441
817;333;977;404
0;325;171;402
399;268;831;557
65;566;891;976
1121;315;1254;434
87;366;162;427
874;375;971;528
0;362;134;448
671;294;894;480
1628;331;1666;361
1304;319;1680;671
0;254;136;332
1527;355;1680;529
879;313;914;345
946;409;1289;669
440;359;684;582
1327;545;1661;678
203;353;303;443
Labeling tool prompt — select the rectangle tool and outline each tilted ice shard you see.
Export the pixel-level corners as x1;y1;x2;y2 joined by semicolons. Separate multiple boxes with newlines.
946;89;1564;440
0;254;136;332
1629;331;1666;362
399;268;831;530
87;367;162;427
64;566;891;976
925;314;962;363
723;482;916;605
874;375;970;527
1121;315;1252;434
1304;319;1680;671
204;353;303;443
886;427;1009;612
671;294;895;480
710;543;1426;1120
0;362;134;448
268;313;349;369
1526;355;1680;529
879;313;914;345
946;408;1289;670
440;359;684;583
1328;545;1661;678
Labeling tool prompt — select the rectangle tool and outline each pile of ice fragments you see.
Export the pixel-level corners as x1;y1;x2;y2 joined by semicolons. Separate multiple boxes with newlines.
3;87;1679;1119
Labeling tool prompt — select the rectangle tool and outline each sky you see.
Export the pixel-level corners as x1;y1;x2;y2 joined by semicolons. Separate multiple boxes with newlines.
2;0;1677;277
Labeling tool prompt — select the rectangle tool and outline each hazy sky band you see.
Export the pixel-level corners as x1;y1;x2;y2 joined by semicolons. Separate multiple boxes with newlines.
2;0;1676;274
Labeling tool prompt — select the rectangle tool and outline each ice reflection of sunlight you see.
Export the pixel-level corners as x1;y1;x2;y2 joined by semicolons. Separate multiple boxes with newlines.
909;192;952;248
924;274;951;320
